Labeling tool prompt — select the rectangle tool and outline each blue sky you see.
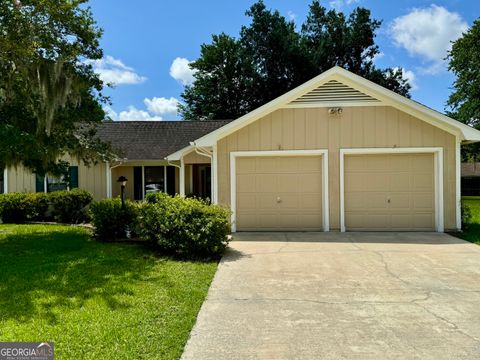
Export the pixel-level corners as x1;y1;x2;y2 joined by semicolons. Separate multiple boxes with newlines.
87;0;478;121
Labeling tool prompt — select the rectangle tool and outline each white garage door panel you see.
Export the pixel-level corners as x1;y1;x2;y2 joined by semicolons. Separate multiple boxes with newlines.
236;156;323;231
345;153;435;231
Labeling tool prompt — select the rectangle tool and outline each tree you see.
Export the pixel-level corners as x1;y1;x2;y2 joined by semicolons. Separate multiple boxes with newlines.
447;18;480;161
180;0;411;120
0;0;112;176
179;34;255;120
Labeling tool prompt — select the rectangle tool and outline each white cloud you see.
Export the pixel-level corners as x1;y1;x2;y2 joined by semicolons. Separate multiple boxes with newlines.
118;106;163;121
287;11;297;21
86;55;147;85
104;96;181;121
394;67;418;90
170;57;196;85
390;5;468;73
144;97;179;116
329;0;359;9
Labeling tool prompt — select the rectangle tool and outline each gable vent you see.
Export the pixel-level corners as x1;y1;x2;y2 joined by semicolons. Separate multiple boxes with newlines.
289;80;380;105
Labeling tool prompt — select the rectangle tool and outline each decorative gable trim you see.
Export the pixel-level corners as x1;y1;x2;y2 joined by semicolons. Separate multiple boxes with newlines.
287;80;380;106
183;67;480;148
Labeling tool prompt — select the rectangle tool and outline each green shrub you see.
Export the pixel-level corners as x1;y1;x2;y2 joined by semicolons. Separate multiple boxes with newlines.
462;200;473;230
0;193;36;223
49;189;93;223
0;190;93;224
140;193;231;258
89;198;140;241
30;193;51;221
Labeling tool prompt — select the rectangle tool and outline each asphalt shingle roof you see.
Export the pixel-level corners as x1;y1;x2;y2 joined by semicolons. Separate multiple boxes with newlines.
96;120;231;160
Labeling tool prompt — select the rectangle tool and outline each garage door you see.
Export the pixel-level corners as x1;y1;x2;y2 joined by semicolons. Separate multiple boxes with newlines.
236;156;323;231
344;153;435;231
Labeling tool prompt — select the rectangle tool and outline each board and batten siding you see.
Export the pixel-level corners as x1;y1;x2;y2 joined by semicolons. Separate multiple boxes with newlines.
6;165;36;193
6;160;107;200
70;159;108;200
217;106;457;231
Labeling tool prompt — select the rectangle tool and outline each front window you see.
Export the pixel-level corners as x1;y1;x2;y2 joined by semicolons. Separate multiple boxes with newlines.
46;175;68;192
144;166;164;195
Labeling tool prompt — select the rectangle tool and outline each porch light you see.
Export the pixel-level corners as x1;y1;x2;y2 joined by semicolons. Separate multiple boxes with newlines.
117;176;128;187
117;176;128;207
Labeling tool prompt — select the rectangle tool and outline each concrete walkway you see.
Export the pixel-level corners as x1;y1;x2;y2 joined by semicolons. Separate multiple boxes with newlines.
182;232;480;359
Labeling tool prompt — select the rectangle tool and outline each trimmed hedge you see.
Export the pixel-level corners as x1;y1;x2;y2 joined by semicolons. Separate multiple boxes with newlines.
0;193;36;223
139;193;231;258
89;198;140;242
49;189;93;223
0;190;93;224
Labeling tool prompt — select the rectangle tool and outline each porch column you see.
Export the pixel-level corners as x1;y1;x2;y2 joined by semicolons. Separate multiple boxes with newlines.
3;167;8;194
142;166;145;200
164;165;168;193
105;162;112;198
180;157;185;197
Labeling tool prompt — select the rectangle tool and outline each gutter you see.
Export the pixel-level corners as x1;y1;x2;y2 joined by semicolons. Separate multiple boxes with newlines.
190;142;212;160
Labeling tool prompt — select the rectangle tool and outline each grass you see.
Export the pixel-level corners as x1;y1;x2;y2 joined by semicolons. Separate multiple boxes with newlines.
0;224;217;360
457;196;480;244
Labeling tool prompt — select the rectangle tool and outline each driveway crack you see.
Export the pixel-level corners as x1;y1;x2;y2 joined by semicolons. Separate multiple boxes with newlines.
412;300;480;346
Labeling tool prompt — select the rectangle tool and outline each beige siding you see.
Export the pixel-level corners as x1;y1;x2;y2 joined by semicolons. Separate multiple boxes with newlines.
7;160;107;200
183;151;211;164
217;106;457;231
111;166;134;200
69;159;107;200
7;165;36;193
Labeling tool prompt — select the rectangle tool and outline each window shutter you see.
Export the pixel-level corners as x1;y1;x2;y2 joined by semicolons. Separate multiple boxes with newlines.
69;166;79;189
35;174;45;193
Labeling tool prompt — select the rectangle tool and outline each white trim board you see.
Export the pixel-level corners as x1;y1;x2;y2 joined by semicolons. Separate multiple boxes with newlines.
339;147;444;233
3;168;8;194
455;137;462;231
229;149;329;233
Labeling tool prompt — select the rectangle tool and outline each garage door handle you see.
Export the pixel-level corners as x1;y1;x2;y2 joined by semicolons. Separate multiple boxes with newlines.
276;197;282;203
387;198;391;203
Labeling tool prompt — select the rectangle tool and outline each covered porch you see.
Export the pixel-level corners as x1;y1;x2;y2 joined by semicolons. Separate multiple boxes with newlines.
107;148;213;201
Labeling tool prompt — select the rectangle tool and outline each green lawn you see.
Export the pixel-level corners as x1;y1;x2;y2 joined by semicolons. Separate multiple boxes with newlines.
0;224;217;359
458;196;480;244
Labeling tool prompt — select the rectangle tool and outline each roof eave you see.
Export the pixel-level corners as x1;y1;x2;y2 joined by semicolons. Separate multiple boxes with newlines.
192;66;480;146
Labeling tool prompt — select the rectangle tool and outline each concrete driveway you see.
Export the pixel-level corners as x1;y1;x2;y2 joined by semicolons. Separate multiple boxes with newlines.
182;232;480;360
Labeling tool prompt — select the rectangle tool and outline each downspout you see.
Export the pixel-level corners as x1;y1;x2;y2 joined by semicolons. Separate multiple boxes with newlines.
107;158;127;198
191;142;213;159
190;142;216;203
165;157;183;196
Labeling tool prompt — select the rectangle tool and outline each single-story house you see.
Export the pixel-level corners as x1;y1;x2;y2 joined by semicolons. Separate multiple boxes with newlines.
2;67;480;232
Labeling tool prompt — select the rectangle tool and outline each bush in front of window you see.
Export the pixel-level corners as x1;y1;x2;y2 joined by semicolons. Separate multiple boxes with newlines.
48;189;93;224
89;198;140;241
0;193;37;223
30;193;51;221
139;193;231;258
0;190;93;224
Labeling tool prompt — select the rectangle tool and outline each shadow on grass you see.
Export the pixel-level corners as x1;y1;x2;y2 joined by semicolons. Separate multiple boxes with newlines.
454;223;480;244
0;226;159;324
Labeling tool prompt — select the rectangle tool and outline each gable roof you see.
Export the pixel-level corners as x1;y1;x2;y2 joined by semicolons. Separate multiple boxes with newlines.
191;66;480;148
96;120;230;161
